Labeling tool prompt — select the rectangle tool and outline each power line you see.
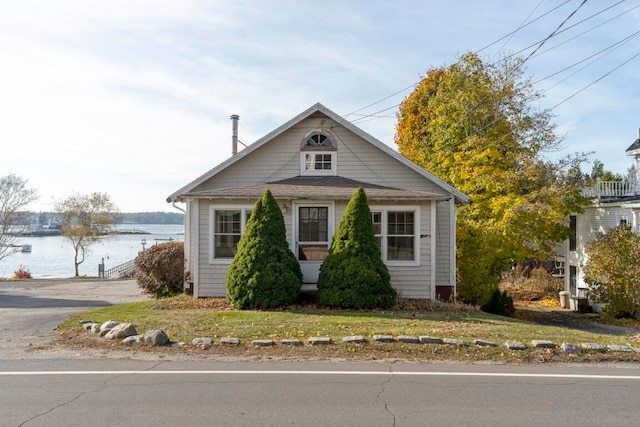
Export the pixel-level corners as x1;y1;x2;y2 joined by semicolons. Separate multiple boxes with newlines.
504;0;629;61
534;29;640;84
550;50;640;110
342;1;576;121
527;3;640;62
517;0;589;71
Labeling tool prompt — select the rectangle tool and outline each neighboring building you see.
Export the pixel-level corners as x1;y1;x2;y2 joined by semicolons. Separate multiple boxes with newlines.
167;103;469;300
564;131;640;301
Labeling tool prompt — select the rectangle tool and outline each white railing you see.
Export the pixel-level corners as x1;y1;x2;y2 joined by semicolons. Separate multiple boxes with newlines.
581;180;639;199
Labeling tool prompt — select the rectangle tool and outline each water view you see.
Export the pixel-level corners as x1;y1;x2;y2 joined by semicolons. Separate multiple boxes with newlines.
0;224;184;279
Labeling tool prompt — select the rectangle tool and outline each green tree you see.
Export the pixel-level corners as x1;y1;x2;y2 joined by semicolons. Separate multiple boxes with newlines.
317;188;396;309
584;224;640;318
0;174;38;262
226;190;302;309
55;192;121;277
395;52;587;305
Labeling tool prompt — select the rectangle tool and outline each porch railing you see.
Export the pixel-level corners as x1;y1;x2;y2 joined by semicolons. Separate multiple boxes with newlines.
581;180;639;200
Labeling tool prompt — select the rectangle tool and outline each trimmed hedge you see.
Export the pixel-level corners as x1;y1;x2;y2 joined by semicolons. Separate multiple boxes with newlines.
226;190;302;309
317;188;396;309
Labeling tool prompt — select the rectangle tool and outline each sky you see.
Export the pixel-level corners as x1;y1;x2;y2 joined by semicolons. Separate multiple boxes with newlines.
2;0;640;213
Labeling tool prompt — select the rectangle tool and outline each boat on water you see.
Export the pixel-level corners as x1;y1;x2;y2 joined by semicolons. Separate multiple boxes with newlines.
21;244;32;253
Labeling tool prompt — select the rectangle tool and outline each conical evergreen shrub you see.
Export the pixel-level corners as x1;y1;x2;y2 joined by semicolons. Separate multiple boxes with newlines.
317;188;396;309
226;190;302;309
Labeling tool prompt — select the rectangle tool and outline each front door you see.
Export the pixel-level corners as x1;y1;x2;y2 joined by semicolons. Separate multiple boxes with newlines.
296;205;331;284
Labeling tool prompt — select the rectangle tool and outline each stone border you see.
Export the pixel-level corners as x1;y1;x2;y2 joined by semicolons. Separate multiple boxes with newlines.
80;320;640;355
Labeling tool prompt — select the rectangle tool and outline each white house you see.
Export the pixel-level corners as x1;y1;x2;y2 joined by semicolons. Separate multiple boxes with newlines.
167;103;470;300
564;131;640;300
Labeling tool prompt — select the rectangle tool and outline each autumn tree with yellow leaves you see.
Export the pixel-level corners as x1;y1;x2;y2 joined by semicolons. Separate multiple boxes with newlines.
395;52;587;305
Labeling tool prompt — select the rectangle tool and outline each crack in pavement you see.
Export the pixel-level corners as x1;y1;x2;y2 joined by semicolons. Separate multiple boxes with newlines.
377;366;396;427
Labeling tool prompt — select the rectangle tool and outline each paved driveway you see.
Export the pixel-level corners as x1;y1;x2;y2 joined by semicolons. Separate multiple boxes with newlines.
0;279;148;359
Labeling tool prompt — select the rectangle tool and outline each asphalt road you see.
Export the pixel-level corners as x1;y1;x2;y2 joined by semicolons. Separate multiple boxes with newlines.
0;278;149;359
2;360;640;427
2;280;640;426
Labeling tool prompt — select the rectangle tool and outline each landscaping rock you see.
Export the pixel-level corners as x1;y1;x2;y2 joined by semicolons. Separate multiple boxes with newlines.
79;320;92;325
281;339;302;346
443;338;465;346
143;330;169;346
373;335;395;343
252;339;275;346
220;337;240;345
474;339;497;347
505;341;526;350
419;336;443;344
192;338;212;349
122;335;142;345
308;337;332;345
104;323;137;340
343;335;367;343
561;343;581;354
608;344;632;352
83;322;97;331
581;342;606;352
532;340;556;349
99;320;119;332
397;335;419;344
90;324;101;334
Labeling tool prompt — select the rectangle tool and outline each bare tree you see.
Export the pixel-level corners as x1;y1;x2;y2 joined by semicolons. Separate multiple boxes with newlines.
0;174;38;262
54;192;121;277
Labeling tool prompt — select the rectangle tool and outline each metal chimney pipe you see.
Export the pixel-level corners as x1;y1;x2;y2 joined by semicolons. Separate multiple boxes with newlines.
230;114;239;155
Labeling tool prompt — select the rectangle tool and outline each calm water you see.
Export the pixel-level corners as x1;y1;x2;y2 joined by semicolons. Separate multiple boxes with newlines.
0;224;184;279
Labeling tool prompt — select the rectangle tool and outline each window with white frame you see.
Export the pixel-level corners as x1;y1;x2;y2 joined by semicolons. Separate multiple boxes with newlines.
371;208;419;263
211;208;252;260
300;132;337;176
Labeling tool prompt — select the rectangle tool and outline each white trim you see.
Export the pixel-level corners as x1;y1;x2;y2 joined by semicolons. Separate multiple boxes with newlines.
293;201;335;284
430;200;437;300
208;205;253;264
183;201;191;291
299;152;337;176
369;205;421;267
450;198;456;298
166;103;470;204
193;199;200;298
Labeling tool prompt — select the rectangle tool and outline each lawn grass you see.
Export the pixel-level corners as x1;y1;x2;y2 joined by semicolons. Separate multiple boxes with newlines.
57;296;640;364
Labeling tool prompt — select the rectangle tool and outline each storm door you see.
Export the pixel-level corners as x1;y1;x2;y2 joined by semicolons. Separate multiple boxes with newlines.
296;206;331;283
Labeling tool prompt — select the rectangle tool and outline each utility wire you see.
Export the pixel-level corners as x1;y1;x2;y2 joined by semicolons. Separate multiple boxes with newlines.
342;1;575;120
550;50;640;109
542;34;633;92
504;0;629;61
527;3;640;62
534;29;640;84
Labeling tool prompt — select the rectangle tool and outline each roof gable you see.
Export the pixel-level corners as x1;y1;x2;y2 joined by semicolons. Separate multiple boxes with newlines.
167;103;470;204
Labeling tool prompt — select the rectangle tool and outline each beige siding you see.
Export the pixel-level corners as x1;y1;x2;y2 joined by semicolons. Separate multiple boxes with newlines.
197;198;294;297
435;200;452;287
191;116;448;196
187;113;457;299
566;204;635;291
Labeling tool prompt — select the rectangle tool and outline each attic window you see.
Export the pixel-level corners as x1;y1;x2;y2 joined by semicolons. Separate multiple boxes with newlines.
306;134;332;148
300;132;337;175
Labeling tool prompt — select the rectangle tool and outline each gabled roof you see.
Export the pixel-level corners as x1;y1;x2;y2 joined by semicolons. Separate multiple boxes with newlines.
626;136;640;156
167;103;470;204
181;176;452;201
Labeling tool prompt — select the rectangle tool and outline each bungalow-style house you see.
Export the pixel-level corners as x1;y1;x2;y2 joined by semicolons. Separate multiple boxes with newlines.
563;130;640;304
167;103;470;300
